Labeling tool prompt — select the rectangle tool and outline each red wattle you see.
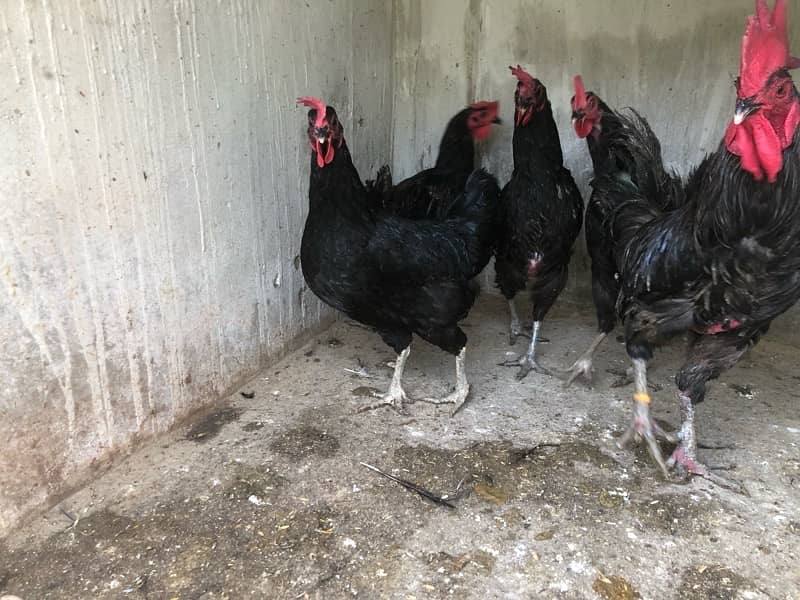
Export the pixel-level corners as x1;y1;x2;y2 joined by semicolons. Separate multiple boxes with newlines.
315;140;325;168
574;118;593;139
472;124;492;140
725;113;784;182
323;139;335;164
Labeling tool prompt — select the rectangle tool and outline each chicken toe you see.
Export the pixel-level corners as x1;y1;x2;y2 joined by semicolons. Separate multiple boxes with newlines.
421;348;470;415
357;347;411;414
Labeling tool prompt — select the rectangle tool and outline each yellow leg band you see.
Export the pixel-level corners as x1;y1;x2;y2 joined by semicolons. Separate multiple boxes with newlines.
633;392;651;404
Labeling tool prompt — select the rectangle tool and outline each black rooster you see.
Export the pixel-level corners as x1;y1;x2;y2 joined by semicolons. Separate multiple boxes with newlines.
563;75;683;386
494;65;584;379
297;96;500;414
583;0;800;487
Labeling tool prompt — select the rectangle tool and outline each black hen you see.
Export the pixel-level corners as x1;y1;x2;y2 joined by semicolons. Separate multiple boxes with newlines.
563;76;683;386
590;0;800;486
297;96;500;414
494;65;584;380
371;101;501;219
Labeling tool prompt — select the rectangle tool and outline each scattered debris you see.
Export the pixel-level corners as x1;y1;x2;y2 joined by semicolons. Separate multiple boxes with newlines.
59;507;79;529
474;481;509;505
509;442;562;464
730;383;755;399
344;358;373;378
352;386;382;397
593;573;641;600
360;462;456;508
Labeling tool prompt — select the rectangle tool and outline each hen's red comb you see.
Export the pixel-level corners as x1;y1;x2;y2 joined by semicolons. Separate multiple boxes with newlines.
509;64;535;87
739;0;800;96
469;100;499;112
296;96;327;127
573;75;588;109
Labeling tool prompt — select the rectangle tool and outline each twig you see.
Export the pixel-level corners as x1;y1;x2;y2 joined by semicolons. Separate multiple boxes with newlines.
509;442;562;464
360;462;456;508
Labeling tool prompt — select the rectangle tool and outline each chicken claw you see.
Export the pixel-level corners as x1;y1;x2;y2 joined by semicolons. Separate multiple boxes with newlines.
617;394;676;476
357;347;410;414
357;386;409;414
666;393;748;495
559;332;607;387
500;354;553;380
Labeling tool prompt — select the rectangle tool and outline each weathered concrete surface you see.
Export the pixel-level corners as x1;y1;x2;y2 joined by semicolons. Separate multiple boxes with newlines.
2;295;798;599
0;0;393;536
390;0;800;294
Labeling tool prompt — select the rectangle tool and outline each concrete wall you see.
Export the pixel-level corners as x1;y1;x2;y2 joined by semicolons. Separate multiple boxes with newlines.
391;0;800;294
0;0;393;536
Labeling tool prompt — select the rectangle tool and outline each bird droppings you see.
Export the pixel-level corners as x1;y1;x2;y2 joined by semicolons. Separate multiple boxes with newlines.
184;407;243;442
1;297;798;598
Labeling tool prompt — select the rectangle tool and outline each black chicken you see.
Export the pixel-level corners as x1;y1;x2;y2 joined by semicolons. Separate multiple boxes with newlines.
563;75;682;386
371;101;501;219
297;96;500;414
494;65;584;379
581;0;800;486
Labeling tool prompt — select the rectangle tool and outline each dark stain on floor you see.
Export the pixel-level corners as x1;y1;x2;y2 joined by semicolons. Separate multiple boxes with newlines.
185;407;243;442
268;425;341;459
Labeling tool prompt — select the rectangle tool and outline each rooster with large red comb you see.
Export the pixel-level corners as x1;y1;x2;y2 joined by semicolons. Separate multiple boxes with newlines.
585;0;800;490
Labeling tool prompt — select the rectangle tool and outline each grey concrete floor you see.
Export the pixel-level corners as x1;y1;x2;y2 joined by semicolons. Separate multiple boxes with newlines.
1;294;799;599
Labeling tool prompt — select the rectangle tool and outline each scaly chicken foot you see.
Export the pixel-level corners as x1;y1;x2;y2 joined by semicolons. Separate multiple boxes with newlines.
560;332;607;387
501;321;553;380
421;347;470;416
616;358;677;477
358;347;411;414
666;393;748;495
507;300;531;345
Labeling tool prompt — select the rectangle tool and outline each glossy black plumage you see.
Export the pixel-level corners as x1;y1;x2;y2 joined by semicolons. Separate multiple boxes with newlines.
494;93;583;324
582;104;684;339
300;106;500;359
601;104;800;404
374;107;484;220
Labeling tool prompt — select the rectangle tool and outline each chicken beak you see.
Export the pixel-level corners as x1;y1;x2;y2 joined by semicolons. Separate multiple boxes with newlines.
734;97;760;125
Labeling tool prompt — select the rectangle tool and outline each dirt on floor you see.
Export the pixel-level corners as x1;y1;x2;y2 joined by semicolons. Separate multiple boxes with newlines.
1;294;799;599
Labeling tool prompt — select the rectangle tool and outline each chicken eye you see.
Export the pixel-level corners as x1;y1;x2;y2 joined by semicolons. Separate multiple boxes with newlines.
776;84;787;97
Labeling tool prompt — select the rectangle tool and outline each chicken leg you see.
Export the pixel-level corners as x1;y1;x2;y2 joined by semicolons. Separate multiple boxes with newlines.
666;393;747;494
422;347;470;416
360;346;411;413
617;358;676;475
501;321;553;380
560;331;607;387
507;299;531;345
